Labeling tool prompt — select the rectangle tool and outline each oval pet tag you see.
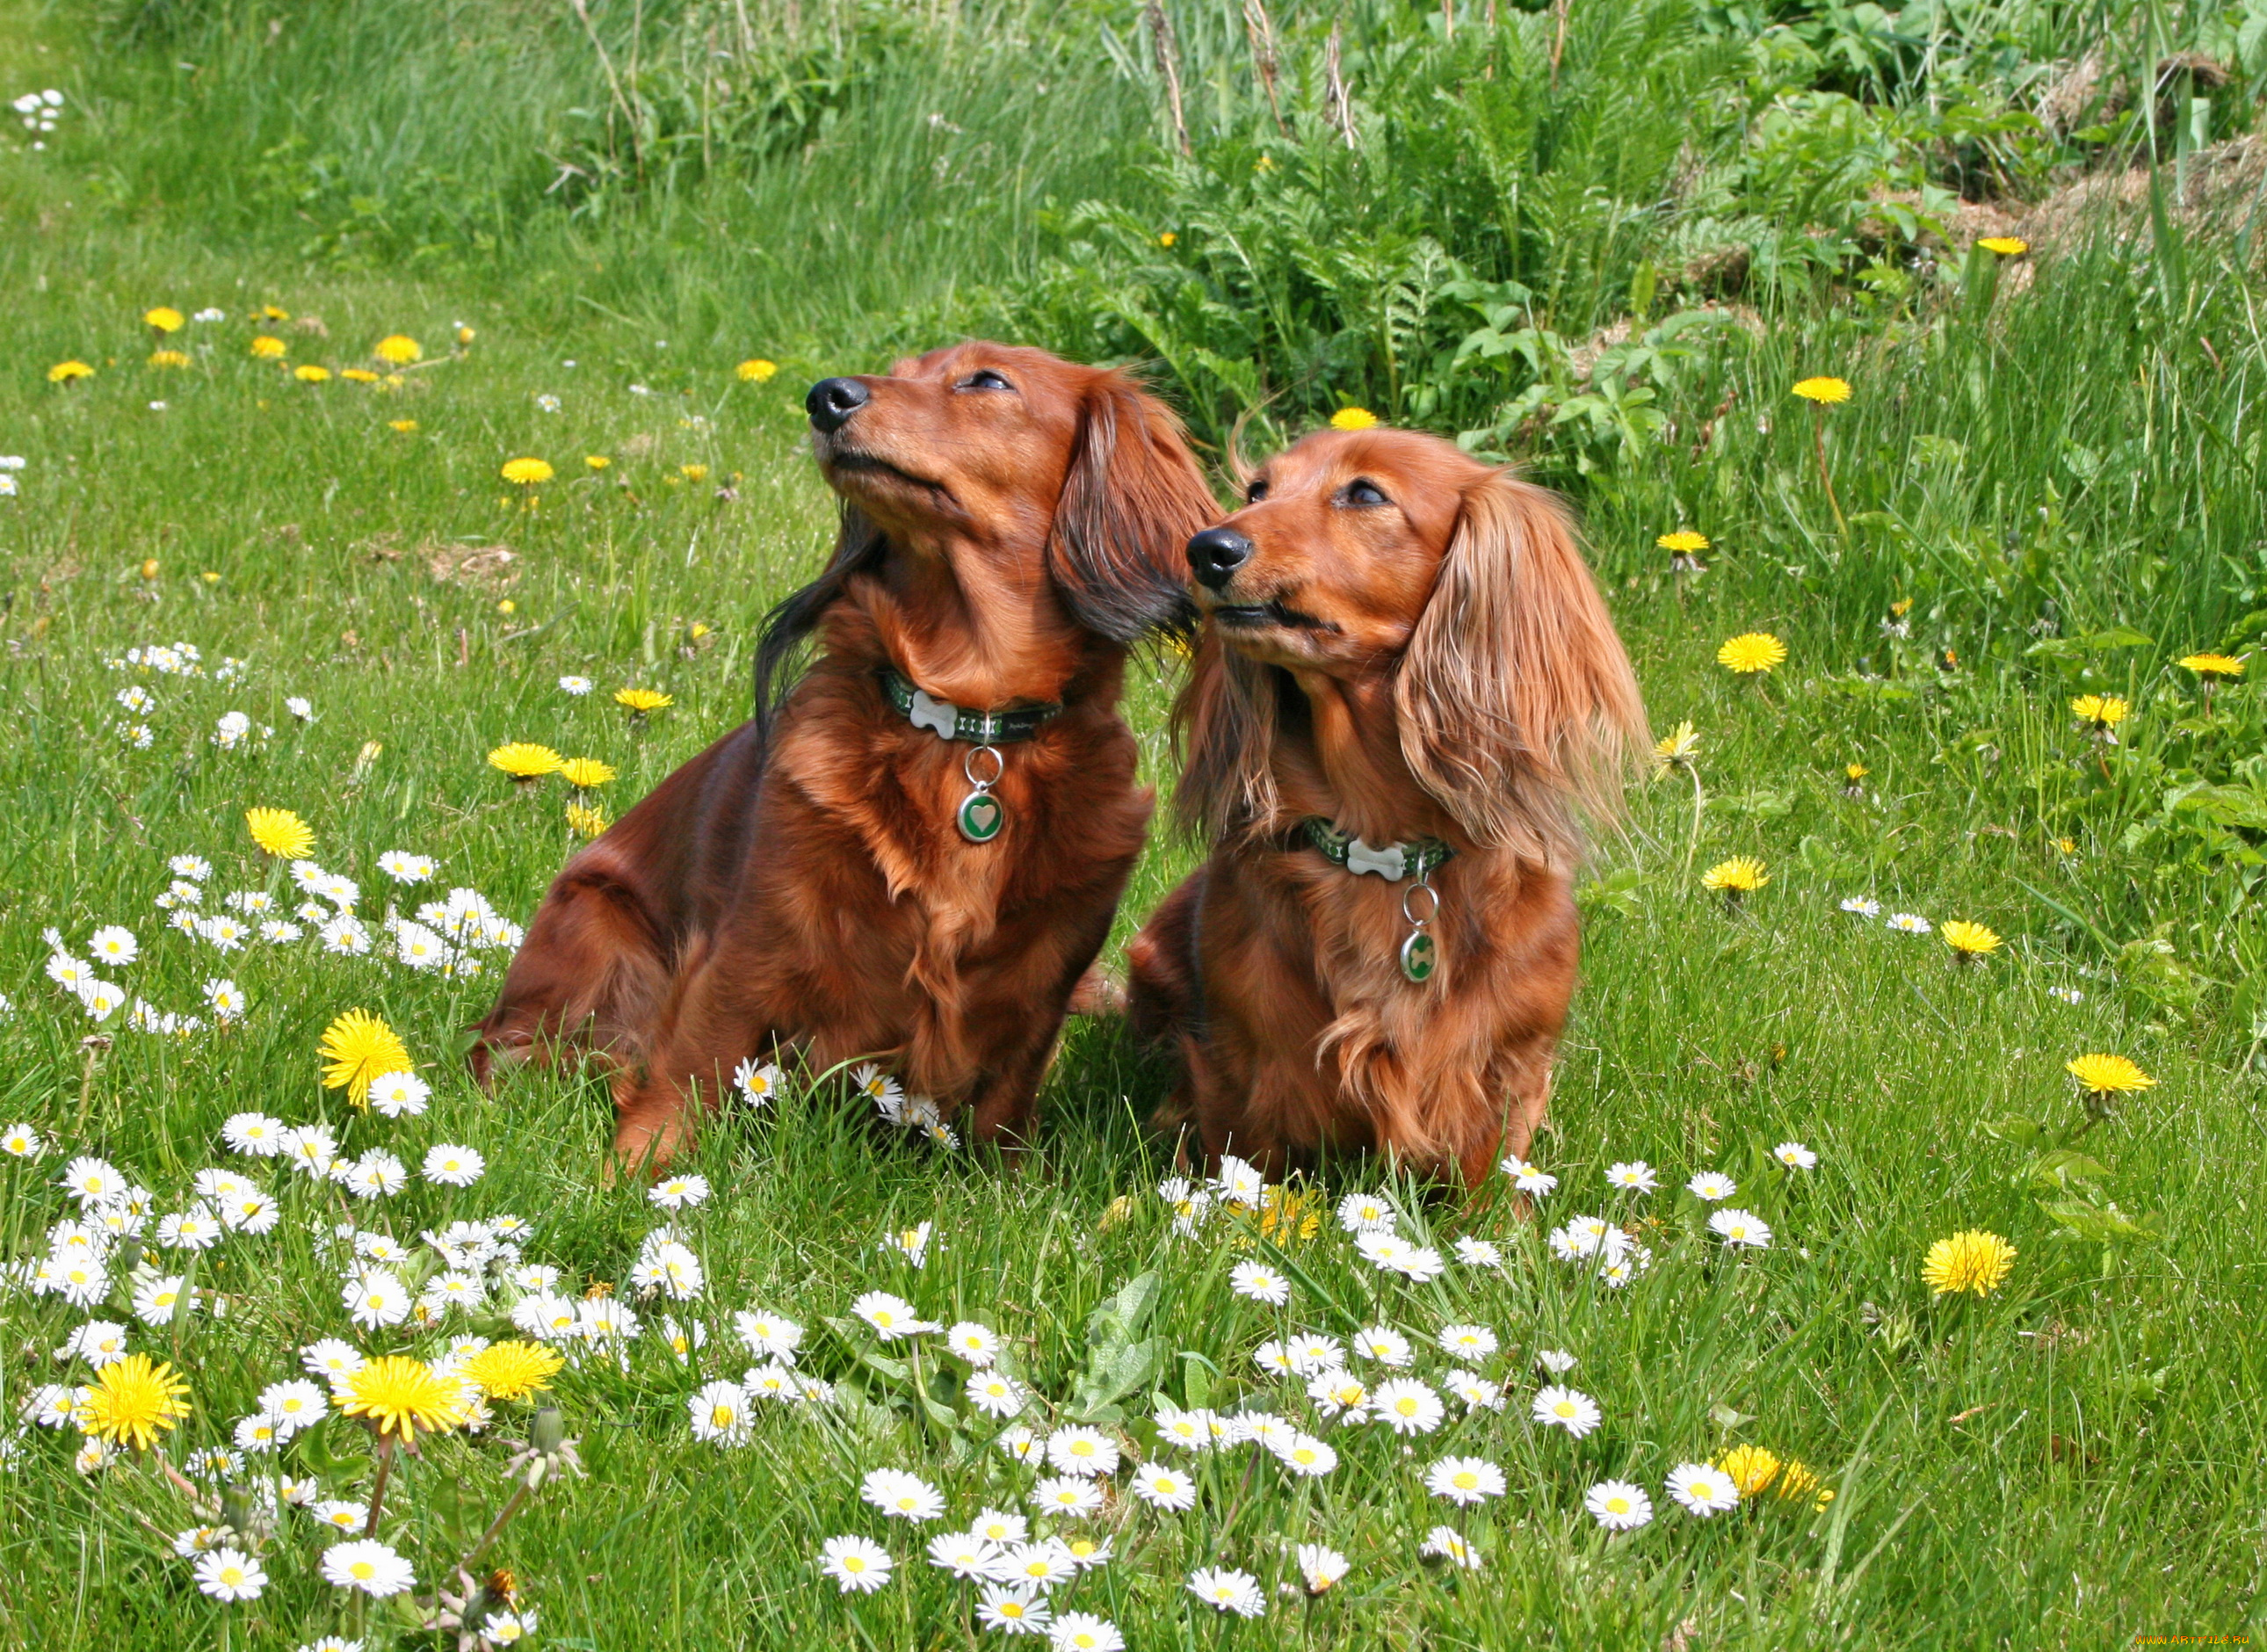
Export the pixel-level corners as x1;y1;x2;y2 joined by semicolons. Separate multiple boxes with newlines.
1399;930;1436;982
959;790;1004;843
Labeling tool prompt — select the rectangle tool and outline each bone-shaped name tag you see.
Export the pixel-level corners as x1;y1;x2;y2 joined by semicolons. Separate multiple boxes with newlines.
1345;837;1409;880
909;688;959;739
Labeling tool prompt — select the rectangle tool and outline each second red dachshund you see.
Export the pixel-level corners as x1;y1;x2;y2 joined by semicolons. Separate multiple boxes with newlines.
1127;426;1646;1189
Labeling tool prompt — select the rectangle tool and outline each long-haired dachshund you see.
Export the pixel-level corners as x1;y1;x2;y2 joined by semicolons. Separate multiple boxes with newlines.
1126;426;1645;1189
471;344;1215;1169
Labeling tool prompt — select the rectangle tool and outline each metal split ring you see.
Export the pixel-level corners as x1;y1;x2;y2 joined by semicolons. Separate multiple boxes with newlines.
962;744;1004;789
1401;880;1439;927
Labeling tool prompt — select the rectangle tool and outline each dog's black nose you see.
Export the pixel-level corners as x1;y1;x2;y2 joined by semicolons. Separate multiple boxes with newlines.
1187;527;1254;591
806;377;870;434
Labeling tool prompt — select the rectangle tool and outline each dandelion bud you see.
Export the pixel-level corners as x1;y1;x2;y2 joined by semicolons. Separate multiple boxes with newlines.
220;1483;257;1540
531;1402;566;1457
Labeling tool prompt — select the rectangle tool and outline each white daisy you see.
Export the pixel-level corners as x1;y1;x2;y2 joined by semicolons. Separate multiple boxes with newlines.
946;1320;1000;1366
861;1467;945;1522
733;1310;803;1362
1685;1170;1736;1202
816;1534;894;1594
421;1144;485;1187
1029;1475;1104;1517
1352;1325;1413;1366
1045;1425;1119;1478
1425;1454;1507;1505
1773;1141;1818;1170
688;1380;750;1445
1334;1191;1395;1232
925;1530;999;1579
1586;1479;1655;1530
1130;1463;1196;1511
1372;1378;1445;1436
975;1585;1051;1636
1666;1461;1741;1516
1420;1525;1482;1570
1228;1260;1291;1305
1532;1385;1602;1438
1708;1207;1772;1249
1186;1566;1265;1618
851;1290;937;1341
366;1071;431;1119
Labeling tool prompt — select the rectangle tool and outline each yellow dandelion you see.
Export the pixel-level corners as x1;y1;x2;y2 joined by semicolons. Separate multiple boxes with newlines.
319;1009;413;1107
2176;653;2243;677
1651;720;1699;774
560;757;617;788
139;559;161;580
1921;1230;2017;1297
1792;376;1851;404
1889;598;1914;617
1975;236;2029;257
1715;1445;1782;1497
74;1353;192;1452
1845;762;1869;781
341;367;380;384
47;359;95;383
388;418;418;433
373;335;422;366
143;307;185;334
1656;530;1710;553
456;324;476;344
1940;920;2003;958
566;801;611;839
294;364;332;383
1159;230;1177;247
500;457;554;486
2068;694;2127;727
489;742;565;780
259;305;290;322
250;336;287;360
584;454;611;470
1700;856;1768;893
2065;1053;2153;1098
1775;1460;1833;1508
460;1340;563;1402
339;1356;467;1443
148;349;192;369
1329;406;1379;431
680;463;708;482
1717;633;1787;674
735;359;778;383
245;807;315;859
614;687;673;714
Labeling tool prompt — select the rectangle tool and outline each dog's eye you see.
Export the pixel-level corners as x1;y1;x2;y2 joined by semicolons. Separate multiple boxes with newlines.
1342;478;1390;506
1245;478;1270;503
957;369;1014;392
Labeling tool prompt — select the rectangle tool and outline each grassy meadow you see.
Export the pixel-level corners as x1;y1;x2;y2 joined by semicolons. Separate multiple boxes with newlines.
3;0;2265;1647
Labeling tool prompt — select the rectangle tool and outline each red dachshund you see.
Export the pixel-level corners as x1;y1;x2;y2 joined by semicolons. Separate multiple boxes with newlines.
1126;427;1645;1189
471;344;1215;1169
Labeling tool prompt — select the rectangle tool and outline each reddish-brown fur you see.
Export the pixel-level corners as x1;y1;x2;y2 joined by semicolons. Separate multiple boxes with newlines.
470;344;1214;1170
1126;428;1646;1189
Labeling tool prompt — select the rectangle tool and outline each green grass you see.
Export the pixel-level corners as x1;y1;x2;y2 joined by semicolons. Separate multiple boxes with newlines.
4;1;2266;1648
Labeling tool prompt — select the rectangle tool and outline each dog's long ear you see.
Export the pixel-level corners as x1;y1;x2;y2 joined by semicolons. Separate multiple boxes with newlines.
1170;627;1283;839
1047;372;1216;644
1394;471;1646;859
752;502;886;743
